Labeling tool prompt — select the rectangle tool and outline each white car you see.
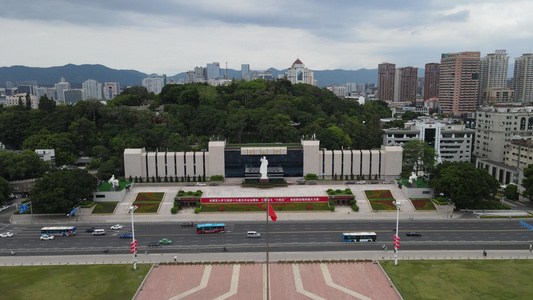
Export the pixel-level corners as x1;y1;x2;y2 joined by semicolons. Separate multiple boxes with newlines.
196;182;206;186
110;224;123;230
0;232;14;238
40;234;54;240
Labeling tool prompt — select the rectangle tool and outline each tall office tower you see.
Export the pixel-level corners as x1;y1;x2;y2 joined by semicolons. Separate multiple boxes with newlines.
64;89;83;105
241;64;250;81
513;53;533;103
195;66;206;81
103;82;120;100
142;75;165;94
479;50;509;105
286;58;315;86
82;79;103;100
54;77;70;103
400;67;418;105
438;51;480;115
377;63;395;101
207;62;220;80
424;63;440;100
36;87;56;101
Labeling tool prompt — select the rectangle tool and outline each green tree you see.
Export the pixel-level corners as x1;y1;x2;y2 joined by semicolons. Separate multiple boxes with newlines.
521;164;533;201
0;177;12;203
401;140;437;178
429;162;500;208
503;184;519;201
37;94;56;113
30;169;97;213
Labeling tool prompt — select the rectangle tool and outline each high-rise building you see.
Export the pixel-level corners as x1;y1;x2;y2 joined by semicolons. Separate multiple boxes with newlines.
36;87;56;101
207;62;220;80
424;63;440;101
513;53;533;103
103;82;120;100
378;63;395;101
399;67;418;105
241;64;250;81
54;77;70;103
479;50;509;105
438;51;480;115
142;75;166;94
64;89;83;105
82;79;103;100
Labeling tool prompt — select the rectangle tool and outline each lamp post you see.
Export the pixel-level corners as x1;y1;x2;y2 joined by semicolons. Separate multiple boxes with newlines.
129;205;138;270
393;201;402;266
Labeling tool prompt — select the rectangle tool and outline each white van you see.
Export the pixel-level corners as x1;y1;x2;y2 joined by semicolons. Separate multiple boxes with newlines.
92;229;106;235
247;231;261;238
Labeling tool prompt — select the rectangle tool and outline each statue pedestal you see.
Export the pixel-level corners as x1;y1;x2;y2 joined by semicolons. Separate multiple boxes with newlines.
260;178;269;183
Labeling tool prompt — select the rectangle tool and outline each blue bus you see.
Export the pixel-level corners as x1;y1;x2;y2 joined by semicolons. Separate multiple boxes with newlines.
341;232;377;242
196;223;225;234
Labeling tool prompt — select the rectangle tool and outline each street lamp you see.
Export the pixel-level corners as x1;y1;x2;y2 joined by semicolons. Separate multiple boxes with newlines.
393;200;402;266
128;205;138;270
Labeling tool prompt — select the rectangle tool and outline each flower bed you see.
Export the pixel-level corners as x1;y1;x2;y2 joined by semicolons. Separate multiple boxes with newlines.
365;190;397;210
133;192;164;213
410;198;436;210
200;202;331;212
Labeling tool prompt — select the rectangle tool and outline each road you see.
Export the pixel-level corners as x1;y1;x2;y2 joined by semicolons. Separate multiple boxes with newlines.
1;219;532;255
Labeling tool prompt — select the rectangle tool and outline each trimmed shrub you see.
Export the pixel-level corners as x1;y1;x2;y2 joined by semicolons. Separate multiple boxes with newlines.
329;206;335;211
194;208;201;214
352;205;359;212
170;207;178;214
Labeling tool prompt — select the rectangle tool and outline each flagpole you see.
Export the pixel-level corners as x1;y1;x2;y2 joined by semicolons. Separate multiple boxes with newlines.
266;197;270;300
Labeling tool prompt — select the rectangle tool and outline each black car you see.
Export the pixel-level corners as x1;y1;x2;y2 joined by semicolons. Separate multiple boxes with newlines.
85;227;96;233
181;222;194;228
148;242;161;247
406;232;422;237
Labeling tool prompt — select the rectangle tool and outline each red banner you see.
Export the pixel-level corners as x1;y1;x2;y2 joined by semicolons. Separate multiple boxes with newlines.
201;196;329;204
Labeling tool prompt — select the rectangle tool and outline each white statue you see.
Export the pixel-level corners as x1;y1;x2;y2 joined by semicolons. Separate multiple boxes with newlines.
108;174;119;187
408;172;417;184
260;156;268;179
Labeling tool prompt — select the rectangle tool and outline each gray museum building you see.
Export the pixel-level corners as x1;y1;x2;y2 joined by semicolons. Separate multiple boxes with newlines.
124;140;403;181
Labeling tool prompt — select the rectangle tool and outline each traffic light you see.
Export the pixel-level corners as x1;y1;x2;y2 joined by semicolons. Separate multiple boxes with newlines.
130;239;138;254
393;235;401;248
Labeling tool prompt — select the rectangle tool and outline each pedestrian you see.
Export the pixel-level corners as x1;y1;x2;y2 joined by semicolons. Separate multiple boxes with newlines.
483;250;487;257
174;256;177;262
529;244;532;252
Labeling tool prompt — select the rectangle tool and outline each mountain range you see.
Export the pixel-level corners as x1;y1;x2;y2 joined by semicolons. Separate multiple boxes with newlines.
0;64;417;88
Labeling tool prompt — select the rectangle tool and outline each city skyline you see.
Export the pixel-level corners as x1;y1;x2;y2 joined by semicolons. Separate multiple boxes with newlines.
1;1;532;75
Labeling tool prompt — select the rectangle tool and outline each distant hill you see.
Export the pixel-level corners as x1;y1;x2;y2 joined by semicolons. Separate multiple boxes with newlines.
1;64;387;89
0;64;149;88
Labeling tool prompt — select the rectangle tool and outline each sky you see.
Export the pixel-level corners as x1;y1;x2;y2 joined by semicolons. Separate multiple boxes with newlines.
2;0;532;75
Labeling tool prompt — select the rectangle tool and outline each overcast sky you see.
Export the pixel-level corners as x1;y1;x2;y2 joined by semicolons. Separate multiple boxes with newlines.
2;0;532;75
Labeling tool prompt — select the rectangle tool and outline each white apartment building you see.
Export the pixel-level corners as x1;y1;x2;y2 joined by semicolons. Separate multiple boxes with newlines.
382;116;474;163
54;77;70;103
82;79;103;100
5;93;38;109
142;75;165;94
479;51;509;105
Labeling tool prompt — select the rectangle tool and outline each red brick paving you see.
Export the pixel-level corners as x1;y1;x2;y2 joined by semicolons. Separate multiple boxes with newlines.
135;262;401;300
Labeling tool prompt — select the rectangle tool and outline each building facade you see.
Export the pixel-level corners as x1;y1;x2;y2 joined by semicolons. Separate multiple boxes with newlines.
513;53;533;104
124;140;402;181
399;67;418;105
142;75;166;94
5;93;38;109
103;82;120;100
54;77;70;103
241;64;250;81
438;52;480;115
82;79;103;100
424;63;440;101
64;89;83;104
479;51;509;105
382;117;474;163
207;62;220;80
286;59;315;86
378;63;395;101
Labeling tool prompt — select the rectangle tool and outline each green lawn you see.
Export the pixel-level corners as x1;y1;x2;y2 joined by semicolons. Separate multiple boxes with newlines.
382;260;533;300
0;264;151;300
92;202;118;214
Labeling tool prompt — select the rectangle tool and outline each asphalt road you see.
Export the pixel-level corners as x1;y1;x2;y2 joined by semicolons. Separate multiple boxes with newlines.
2;219;533;256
